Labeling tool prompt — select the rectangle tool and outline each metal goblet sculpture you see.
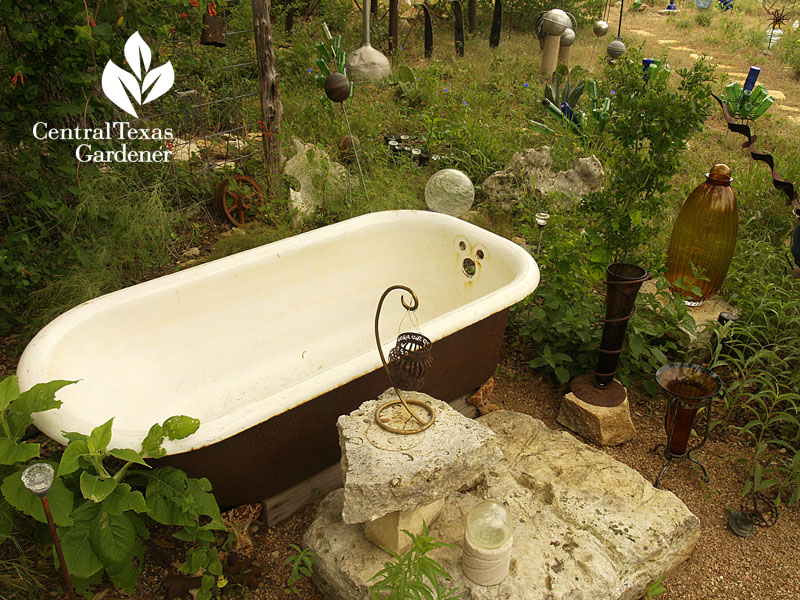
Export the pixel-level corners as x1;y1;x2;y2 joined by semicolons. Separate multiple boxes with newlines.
374;285;435;435
652;363;723;488
570;263;650;407
325;72;369;206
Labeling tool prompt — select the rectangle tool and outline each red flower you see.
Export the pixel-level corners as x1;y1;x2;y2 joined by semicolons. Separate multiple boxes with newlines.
169;26;176;34
208;3;217;15
179;12;188;18
189;0;199;6
11;71;23;85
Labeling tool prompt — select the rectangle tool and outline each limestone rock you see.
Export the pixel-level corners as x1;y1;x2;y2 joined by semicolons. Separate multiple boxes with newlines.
285;138;347;222
557;391;636;445
363;498;445;554
306;411;701;600
339;389;502;524
482;146;603;209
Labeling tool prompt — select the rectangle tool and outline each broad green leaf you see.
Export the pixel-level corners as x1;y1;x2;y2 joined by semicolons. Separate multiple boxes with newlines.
108;448;149;467
10;380;74;416
140;424;165;459
162;415;200;441
144;467;194;526
0;495;14;542
58;439;88;476
101;483;147;515
1;467;74;526
89;510;136;565
0;375;20;413
106;538;143;592
629;334;645;358
57;503;103;578
87;418;114;454
0;438;39;466
62;430;88;443
80;471;117;503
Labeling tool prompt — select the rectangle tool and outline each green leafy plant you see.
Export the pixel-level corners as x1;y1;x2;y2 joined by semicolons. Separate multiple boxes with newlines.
0;376;75;542
0;375;227;598
284;543;317;595
369;522;461;600
582;49;716;260
644;576;666;599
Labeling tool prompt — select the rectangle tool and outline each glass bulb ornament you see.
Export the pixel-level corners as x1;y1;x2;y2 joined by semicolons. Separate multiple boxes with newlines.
665;164;738;306
466;500;514;549
424;169;475;217
21;463;55;497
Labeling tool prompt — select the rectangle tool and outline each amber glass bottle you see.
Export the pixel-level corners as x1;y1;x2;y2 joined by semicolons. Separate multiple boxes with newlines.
665;164;738;305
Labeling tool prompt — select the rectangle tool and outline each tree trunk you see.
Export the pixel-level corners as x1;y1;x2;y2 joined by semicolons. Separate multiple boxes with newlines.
469;0;477;34
252;0;283;195
371;0;378;15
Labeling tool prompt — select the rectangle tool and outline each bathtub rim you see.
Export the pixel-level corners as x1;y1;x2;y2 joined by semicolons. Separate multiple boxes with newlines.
18;210;540;454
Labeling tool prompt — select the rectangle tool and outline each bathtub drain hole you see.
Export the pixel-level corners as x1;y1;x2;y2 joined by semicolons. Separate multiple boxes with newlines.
463;258;477;277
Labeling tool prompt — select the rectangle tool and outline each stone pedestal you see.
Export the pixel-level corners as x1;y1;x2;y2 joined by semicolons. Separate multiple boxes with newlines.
338;388;502;542
305;411;700;600
363;498;445;554
557;389;636;446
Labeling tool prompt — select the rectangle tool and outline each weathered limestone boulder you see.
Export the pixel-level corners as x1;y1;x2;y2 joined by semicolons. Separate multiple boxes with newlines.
558;389;636;446
306;411;700;600
363;498;445;554
285;138;347;222
482;146;603;210
339;389;502;524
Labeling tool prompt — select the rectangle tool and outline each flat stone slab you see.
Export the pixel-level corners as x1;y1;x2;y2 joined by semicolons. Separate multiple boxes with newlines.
339;389;502;524
306;411;700;600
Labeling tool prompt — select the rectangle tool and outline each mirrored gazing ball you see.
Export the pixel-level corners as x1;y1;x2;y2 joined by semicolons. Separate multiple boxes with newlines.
593;20;609;37
324;72;351;103
541;8;571;35
560;28;576;46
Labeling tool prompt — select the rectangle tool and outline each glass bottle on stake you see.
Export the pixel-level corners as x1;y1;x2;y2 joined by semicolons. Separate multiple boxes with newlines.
665;164;738;305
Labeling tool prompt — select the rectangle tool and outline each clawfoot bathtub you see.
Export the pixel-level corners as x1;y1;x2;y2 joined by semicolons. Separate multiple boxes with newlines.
18;210;539;506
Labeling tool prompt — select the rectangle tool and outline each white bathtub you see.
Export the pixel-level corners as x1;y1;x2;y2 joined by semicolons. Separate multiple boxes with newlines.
18;210;539;505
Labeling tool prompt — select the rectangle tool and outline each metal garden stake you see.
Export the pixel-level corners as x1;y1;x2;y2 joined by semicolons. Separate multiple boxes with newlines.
22;463;77;600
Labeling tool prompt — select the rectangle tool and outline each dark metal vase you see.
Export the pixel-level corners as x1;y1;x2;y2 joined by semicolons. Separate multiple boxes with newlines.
653;362;722;487
594;263;650;387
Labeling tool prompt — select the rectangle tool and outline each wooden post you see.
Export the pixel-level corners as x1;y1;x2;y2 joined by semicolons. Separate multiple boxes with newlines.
371;0;378;14
389;0;398;53
252;0;283;195
469;0;477;33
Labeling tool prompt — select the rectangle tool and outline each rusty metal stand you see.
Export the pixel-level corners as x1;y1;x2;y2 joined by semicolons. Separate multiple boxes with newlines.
652;395;712;488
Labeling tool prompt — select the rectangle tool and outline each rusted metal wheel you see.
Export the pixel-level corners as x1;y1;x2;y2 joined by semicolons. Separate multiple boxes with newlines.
215;175;262;227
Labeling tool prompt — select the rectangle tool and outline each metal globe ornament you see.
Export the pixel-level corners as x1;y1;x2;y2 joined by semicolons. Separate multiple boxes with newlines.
541;9;572;35
324;72;351;103
560;28;576;46
593;20;609;37
607;38;627;60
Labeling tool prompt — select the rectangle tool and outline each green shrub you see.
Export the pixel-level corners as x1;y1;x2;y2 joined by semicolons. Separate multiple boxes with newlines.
696;11;713;26
779;28;800;79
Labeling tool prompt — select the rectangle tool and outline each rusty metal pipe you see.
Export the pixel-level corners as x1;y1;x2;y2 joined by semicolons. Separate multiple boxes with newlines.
42;496;77;600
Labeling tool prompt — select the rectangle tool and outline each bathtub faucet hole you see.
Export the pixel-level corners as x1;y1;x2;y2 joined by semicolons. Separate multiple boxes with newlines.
463;258;477;277
459;241;467;251
476;249;485;260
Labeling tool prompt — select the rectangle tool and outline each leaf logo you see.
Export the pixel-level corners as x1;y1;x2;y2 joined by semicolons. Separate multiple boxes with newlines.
101;32;174;118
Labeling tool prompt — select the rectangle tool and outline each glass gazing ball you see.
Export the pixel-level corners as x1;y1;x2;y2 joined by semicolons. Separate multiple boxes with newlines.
324;72;351;103
560;28;576;46
466;500;513;549
425;169;475;217
541;9;571;35
21;463;54;497
593;20;609;37
607;38;626;59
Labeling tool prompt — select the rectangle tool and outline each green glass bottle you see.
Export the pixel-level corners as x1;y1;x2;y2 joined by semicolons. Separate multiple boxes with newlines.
665;164;738;305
